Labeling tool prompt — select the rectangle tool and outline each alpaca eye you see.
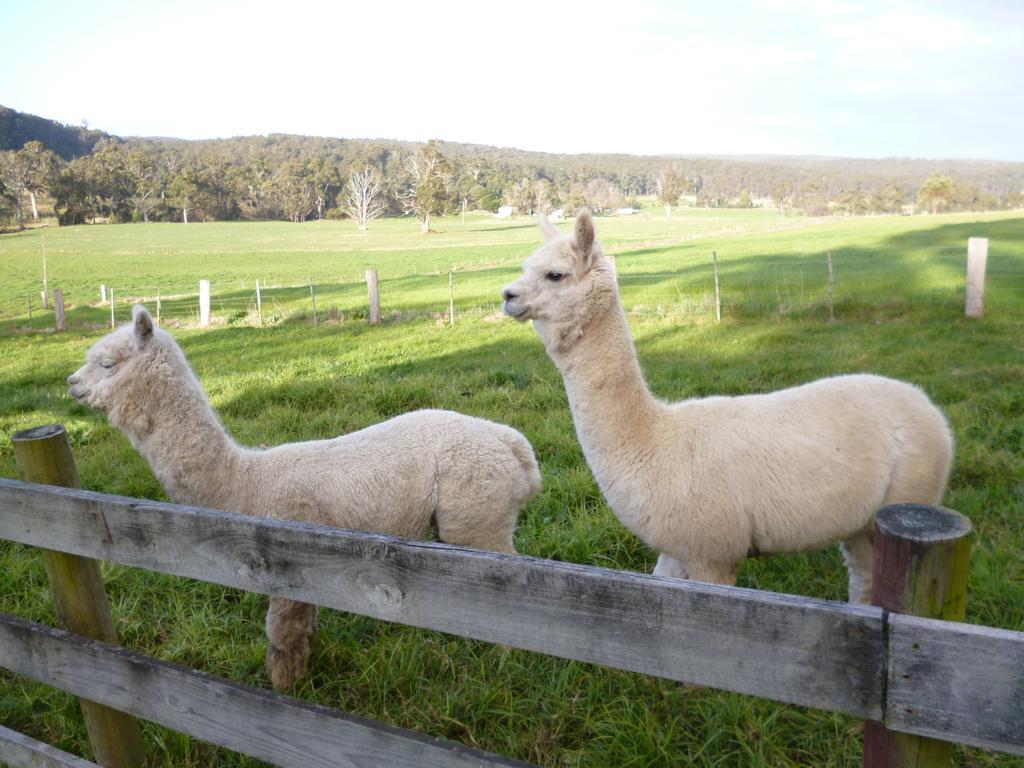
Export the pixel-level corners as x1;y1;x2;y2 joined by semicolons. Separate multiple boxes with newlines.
546;272;566;282
100;361;114;369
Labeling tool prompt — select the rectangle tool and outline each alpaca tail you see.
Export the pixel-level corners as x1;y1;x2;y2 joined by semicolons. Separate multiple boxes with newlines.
501;428;542;501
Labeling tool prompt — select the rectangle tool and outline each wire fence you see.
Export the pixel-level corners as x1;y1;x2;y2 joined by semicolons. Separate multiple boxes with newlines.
5;242;1023;333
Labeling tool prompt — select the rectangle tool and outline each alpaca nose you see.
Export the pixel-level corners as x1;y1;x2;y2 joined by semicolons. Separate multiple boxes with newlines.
501;287;517;302
67;372;78;386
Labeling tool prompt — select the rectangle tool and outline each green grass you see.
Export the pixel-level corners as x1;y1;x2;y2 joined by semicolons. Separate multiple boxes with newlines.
1;208;1022;766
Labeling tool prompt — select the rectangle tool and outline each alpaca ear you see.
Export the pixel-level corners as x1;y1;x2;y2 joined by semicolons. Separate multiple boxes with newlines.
538;213;560;242
132;304;154;348
573;207;596;270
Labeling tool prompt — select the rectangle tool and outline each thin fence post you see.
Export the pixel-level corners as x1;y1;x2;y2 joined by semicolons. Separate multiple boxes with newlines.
12;425;148;767
27;294;33;330
199;279;210;327
827;251;835;323
156;288;161;326
110;289;115;329
256;279;262;326
965;237;988;318
366;269;380;325
712;250;722;323
862;503;972;768
309;276;317;325
53;289;65;332
449;270;455;326
100;284;107;305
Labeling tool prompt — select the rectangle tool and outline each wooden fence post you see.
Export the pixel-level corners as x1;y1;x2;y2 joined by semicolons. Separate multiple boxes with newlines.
100;284;107;305
448;271;455;326
964;237;988;318
862;503;972;768
12;425;147;767
255;279;262;326
309;276;317;324
712;250;722;323
199;279;211;327
366;269;380;325
27;294;32;330
53;289;65;332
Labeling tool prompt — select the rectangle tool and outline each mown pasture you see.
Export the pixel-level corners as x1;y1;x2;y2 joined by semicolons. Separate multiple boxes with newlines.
1;209;1022;767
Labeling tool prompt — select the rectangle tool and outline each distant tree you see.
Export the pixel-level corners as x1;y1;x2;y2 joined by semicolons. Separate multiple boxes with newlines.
0;179;17;231
584;178;622;212
835;188;869;216
400;140;452;232
20;141;60;221
344;167;386;235
797;180;829;216
52;157;96;224
737;187;752;209
771;181;793;216
168;165;201;223
273;160;315;222
123;147;157;222
0;150;29;229
657;168;687;205
870;182;906;214
917;172;955;214
308;156;341;220
502;178;534;214
532;178;555;213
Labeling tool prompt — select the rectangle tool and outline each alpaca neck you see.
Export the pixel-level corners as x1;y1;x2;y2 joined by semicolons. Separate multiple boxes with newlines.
130;360;245;511
546;297;661;490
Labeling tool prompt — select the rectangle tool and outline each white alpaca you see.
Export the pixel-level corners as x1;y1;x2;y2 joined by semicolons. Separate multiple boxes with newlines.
501;209;953;602
68;305;541;688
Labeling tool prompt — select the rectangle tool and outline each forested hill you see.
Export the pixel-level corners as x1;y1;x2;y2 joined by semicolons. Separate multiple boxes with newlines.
1;104;1022;227
0;106;107;160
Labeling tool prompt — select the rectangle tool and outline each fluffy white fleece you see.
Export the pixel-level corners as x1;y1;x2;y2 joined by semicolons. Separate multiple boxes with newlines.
69;306;541;687
502;209;952;602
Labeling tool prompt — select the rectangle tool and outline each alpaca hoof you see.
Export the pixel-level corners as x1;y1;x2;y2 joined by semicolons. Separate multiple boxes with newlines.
267;643;309;690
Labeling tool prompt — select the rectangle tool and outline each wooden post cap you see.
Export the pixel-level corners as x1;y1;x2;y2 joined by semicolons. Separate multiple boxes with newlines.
875;504;972;544
12;424;68;443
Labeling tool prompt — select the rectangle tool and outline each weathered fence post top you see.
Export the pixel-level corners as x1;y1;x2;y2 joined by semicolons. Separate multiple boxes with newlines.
875;504;972;545
12;424;68;443
12;424;80;487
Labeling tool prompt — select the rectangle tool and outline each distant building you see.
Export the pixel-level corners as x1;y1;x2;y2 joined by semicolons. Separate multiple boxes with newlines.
615;207;637;216
496;206;514;218
549;208;565;221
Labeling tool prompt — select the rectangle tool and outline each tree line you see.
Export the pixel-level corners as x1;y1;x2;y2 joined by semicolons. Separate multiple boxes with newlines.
1;120;1022;232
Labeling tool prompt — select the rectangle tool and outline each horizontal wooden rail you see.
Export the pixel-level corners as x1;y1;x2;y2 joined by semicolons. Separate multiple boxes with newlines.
0;478;885;718
0;724;100;768
0;612;528;768
886;614;1024;755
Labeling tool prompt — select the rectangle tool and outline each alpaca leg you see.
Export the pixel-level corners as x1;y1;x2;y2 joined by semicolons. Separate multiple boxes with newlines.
840;526;875;604
434;497;519;554
265;597;317;690
686;561;739;586
653;553;690;579
654;555;737;586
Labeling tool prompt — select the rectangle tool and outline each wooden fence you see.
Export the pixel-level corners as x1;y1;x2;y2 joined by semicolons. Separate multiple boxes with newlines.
0;438;1022;766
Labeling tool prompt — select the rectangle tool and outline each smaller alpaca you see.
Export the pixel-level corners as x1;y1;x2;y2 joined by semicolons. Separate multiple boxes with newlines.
68;306;541;688
501;209;953;602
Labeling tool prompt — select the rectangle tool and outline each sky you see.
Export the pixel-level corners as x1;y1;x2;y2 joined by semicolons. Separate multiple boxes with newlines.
1;0;1022;160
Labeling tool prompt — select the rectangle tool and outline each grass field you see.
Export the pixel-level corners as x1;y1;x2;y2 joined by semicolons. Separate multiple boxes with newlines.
1;208;1023;766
